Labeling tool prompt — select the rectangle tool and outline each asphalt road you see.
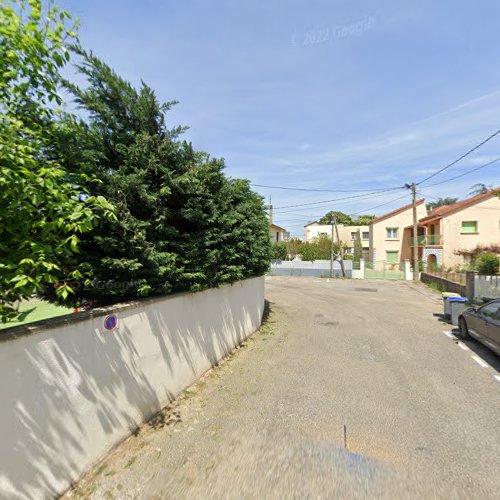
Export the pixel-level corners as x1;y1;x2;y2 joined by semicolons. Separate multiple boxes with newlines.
68;277;500;499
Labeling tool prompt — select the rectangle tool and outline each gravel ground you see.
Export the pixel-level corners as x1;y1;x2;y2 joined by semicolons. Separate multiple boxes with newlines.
65;277;500;499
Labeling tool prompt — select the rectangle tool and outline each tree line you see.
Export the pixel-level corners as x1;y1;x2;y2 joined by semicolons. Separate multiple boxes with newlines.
0;0;270;321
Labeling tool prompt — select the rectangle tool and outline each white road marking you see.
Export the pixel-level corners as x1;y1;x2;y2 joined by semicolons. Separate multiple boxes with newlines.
471;355;488;368
494;375;500;383
457;342;469;351
442;330;454;338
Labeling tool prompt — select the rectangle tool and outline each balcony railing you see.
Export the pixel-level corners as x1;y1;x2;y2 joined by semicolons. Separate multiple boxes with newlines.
408;234;442;246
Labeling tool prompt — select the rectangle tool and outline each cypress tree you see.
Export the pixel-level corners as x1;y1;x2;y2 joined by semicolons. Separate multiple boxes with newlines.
353;229;363;263
51;50;270;305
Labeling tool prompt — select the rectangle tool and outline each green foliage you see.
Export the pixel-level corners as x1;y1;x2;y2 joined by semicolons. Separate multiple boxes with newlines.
477;254;499;275
0;0;113;321
313;233;334;259
286;238;302;260
426;197;458;211
343;254;354;261
468;183;490;197
319;211;374;226
353;215;375;225
353;230;363;262
300;234;348;261
319;211;353;225
299;243;319;261
49;49;270;304
270;242;287;261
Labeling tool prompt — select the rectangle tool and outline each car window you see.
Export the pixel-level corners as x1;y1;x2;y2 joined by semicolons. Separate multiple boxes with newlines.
479;303;500;319
493;307;500;322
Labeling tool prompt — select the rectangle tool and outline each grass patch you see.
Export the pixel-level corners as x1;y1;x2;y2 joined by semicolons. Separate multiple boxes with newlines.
94;463;108;476
0;299;73;330
424;281;445;293
124;456;136;469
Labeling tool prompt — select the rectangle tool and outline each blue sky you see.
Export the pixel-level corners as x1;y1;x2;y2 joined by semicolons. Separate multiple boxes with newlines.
62;0;499;236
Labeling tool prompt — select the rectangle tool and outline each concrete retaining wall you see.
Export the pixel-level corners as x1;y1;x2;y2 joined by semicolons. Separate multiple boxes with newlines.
420;272;465;296
0;277;264;499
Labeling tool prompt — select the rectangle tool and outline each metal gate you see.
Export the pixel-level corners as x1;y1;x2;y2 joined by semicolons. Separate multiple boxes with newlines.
365;260;405;280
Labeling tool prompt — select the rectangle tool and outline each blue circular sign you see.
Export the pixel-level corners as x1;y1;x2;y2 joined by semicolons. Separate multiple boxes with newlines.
104;314;118;331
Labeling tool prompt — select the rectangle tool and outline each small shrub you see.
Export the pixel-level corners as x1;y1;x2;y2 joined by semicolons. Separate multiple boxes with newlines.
299;243;319;261
343;254;354;260
270;242;287;261
477;253;499;275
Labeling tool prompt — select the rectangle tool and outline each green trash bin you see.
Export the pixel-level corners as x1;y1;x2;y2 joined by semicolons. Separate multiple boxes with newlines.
442;292;460;319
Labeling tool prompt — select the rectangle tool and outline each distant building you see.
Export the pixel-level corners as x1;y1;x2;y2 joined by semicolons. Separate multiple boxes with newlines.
408;189;500;269
304;221;370;259
270;223;289;242
368;199;427;265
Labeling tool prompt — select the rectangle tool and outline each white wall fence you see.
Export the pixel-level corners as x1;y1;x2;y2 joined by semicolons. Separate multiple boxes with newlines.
270;260;414;280
0;277;264;499
473;274;500;300
270;260;352;278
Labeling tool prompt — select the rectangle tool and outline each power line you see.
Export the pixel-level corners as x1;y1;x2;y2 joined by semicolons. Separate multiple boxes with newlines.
417;128;500;186
273;193;412;228
273;188;406;210
417;189;500;210
252;183;403;193
348;192;410;216
423;156;500;187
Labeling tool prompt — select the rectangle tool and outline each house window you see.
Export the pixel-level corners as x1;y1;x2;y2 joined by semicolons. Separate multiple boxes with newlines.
362;231;369;240
386;250;399;263
351;232;357;240
461;221;478;234
386;227;398;240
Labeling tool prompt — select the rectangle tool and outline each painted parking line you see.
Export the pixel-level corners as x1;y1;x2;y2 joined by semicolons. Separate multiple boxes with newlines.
471;355;489;368
441;329;500;382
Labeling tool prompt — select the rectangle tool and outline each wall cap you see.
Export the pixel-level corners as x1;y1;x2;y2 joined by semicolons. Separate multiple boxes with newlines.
0;276;262;343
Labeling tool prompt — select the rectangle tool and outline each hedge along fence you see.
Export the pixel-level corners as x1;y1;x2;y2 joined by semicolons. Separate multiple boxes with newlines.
0;277;264;499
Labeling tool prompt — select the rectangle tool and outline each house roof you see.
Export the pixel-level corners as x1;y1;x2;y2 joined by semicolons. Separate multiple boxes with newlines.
304;221;319;227
419;189;499;223
270;223;287;232
369;199;425;225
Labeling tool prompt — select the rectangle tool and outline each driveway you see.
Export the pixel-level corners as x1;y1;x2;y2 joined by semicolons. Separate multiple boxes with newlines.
67;277;500;499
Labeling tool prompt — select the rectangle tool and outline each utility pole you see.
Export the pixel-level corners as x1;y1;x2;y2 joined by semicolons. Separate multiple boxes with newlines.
331;214;346;278
411;182;419;281
330;219;334;278
269;195;273;225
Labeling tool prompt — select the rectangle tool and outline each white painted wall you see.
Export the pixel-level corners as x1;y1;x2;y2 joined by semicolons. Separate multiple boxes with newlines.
0;277;264;499
441;194;500;267
475;274;500;300
369;202;427;263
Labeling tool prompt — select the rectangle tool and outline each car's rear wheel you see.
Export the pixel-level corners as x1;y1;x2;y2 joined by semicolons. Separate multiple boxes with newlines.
458;317;470;340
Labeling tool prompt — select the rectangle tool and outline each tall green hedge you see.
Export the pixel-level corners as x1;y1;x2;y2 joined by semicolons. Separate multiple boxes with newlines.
46;50;270;305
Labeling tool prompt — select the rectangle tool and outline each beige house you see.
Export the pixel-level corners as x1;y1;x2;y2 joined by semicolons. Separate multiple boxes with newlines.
304;222;370;258
408;189;500;269
270;223;289;243
368;199;427;265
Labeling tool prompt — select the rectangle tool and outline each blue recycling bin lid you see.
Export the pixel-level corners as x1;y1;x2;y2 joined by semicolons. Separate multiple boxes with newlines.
448;297;468;303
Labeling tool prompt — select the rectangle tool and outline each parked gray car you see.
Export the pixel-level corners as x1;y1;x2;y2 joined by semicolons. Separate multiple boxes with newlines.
458;299;500;355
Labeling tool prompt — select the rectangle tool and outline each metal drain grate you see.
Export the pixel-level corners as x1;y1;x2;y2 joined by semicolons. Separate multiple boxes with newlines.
354;287;378;292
